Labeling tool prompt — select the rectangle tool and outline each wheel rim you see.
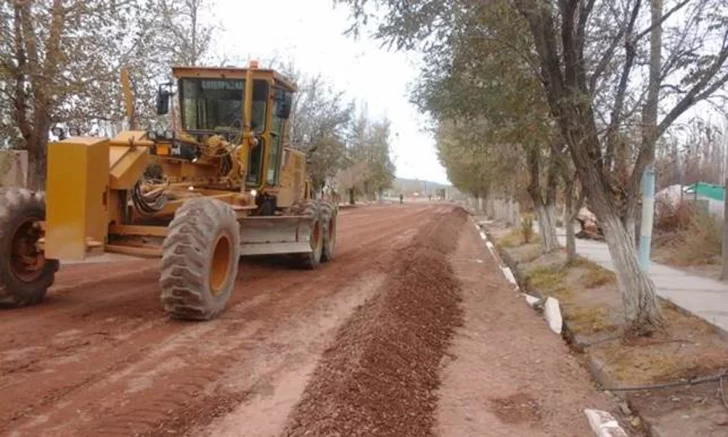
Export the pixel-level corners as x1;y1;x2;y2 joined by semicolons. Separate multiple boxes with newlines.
9;218;46;283
209;233;232;296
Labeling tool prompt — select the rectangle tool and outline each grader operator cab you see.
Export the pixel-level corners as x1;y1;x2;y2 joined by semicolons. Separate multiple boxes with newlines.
0;61;338;320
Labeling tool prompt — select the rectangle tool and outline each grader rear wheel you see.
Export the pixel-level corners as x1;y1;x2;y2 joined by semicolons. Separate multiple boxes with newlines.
0;188;59;308
290;200;323;269
320;202;337;263
160;198;240;320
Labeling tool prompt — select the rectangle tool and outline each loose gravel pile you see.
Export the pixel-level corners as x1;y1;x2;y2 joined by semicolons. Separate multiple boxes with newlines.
284;208;467;437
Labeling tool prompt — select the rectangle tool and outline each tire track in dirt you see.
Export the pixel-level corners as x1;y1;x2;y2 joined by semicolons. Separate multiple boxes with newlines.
1;204;441;437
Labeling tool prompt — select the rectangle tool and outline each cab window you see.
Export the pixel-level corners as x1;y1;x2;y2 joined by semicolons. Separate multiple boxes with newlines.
266;89;286;185
179;78;268;133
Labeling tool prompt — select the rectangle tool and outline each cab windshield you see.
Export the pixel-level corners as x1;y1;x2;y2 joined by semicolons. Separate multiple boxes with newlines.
179;78;268;133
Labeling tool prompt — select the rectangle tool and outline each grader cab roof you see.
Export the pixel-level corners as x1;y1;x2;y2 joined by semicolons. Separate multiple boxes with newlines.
171;65;297;92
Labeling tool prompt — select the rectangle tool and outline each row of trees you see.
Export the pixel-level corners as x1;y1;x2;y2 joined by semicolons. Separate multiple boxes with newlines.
655;117;728;188
0;0;216;189
337;0;728;334
284;67;396;201
0;1;395;197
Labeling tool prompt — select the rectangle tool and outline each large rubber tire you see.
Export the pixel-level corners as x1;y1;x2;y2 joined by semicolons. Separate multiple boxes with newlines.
319;201;337;263
0;188;59;308
160;198;240;320
290;200;323;269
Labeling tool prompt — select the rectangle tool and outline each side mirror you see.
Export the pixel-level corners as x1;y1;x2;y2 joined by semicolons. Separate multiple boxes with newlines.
51;127;66;140
156;86;171;115
275;90;293;119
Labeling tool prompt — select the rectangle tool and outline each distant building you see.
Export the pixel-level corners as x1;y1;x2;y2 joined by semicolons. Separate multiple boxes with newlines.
657;182;725;219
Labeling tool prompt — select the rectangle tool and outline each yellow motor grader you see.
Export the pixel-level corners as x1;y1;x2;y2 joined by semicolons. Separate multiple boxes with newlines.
0;61;338;320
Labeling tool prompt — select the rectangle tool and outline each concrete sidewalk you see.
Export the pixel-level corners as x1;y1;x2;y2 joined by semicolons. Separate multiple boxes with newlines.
556;228;728;334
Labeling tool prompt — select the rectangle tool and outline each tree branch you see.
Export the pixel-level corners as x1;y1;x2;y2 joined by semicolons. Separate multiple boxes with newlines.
11;3;31;142
588;27;626;93
604;0;642;170
634;0;690;42
657;36;728;138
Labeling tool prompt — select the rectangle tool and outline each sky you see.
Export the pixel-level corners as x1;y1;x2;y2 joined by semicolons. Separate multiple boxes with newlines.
211;0;451;185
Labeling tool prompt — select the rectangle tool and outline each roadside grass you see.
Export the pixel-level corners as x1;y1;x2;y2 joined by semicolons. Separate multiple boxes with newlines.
569;257;617;288
564;305;611;334
523;265;573;301
595;302;728;384
653;203;722;267
490;219;728;419
497;227;542;248
520;245;542;263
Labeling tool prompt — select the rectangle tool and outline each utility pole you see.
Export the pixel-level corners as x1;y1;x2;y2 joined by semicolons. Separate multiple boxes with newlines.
638;166;656;272
637;0;662;273
721;115;728;280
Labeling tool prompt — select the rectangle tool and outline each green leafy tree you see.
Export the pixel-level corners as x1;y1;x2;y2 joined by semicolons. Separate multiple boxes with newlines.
347;111;396;199
337;0;728;334
412;0;562;252
288;73;354;193
0;0;215;189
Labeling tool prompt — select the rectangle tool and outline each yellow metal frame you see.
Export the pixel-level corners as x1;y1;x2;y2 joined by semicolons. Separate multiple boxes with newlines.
45;61;313;261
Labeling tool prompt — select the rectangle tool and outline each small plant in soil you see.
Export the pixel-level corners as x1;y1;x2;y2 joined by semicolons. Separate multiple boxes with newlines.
520;215;534;244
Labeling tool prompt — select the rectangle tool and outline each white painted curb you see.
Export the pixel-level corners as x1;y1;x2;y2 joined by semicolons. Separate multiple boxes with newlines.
472;218;520;292
584;409;628;437
544;297;563;334
500;266;517;286
524;294;541;307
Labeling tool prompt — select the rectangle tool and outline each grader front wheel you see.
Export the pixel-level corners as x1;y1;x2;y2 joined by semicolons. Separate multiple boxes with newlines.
291;200;323;269
0;188;59;308
160;198;240;320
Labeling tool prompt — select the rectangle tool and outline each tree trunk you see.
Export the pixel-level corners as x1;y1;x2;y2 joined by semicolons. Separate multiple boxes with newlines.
600;211;663;333
534;202;559;253
558;102;664;333
26;128;49;191
506;199;516;226
563;179;576;262
348;188;355;205
487;196;495;218
515;0;666;333
623;201;638;247
526;145;559;252
564;213;576;262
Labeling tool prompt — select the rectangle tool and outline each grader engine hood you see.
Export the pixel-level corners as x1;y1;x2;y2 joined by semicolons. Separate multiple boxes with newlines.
45;131;151;261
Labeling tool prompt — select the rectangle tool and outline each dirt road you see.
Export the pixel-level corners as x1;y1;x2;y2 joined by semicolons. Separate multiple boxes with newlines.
0;204;620;437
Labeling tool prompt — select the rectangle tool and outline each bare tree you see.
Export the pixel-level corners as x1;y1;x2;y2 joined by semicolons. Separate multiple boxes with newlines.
288;72;354;192
335;160;370;204
338;0;728;334
159;0;215;66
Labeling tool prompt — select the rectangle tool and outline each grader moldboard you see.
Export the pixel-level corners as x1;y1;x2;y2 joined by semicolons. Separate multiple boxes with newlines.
0;61;338;320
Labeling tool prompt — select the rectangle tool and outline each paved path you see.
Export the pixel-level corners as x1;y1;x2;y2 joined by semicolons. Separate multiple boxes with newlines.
556;228;728;334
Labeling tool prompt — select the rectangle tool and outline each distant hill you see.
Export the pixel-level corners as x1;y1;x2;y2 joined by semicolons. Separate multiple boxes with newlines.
391;178;449;195
388;178;465;200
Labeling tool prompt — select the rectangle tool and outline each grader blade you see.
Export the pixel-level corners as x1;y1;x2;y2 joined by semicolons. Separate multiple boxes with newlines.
238;216;314;256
